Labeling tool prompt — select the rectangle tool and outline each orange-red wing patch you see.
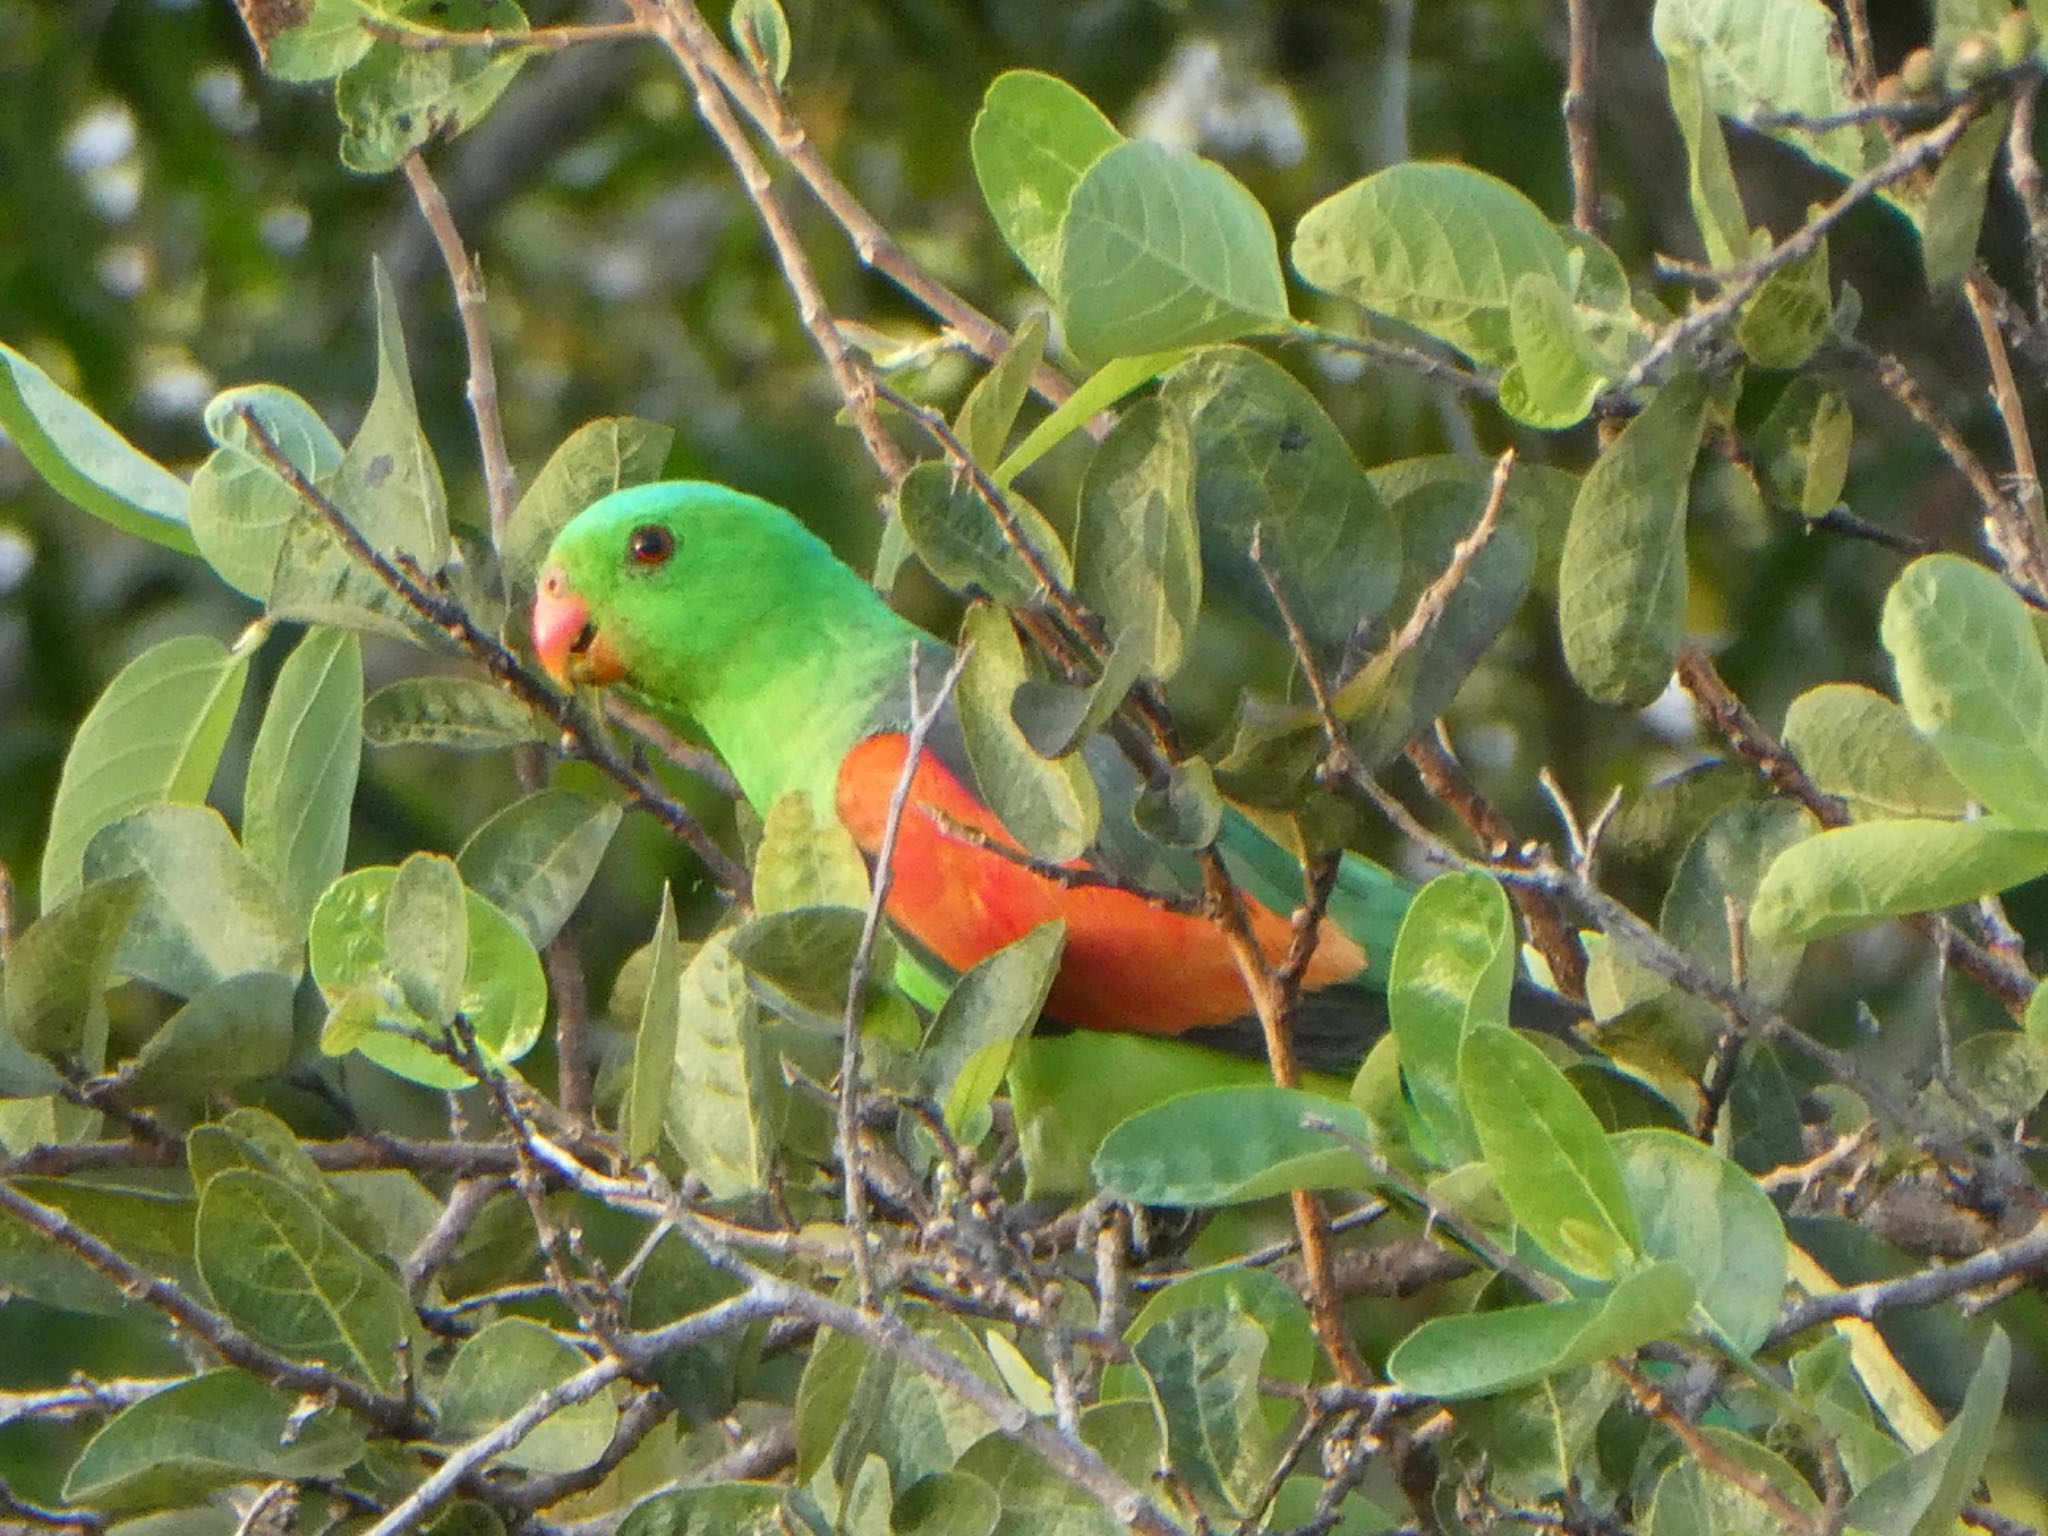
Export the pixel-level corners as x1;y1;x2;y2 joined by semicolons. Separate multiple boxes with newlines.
836;733;1366;1036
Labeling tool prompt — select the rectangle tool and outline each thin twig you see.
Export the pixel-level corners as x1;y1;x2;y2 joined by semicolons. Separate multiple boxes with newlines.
1771;1214;2048;1342
1612;1359;1826;1536
1618;104;1980;397
0;1180;422;1435
1292;324;1499;399
1563;0;1599;232
2008;82;2048;323
1841;0;1877;96
657;0;1078;417
401;152;518;544
1805;504;1935;556
231;408;749;895
920;804;1205;916
603;696;742;797
0;1377;174;1431
1965;271;2048;593
362;19;647;53
839;643;973;1307
625;0;910;486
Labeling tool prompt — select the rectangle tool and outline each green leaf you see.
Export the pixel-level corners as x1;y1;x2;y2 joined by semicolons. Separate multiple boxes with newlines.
1777;688;1966;823
245;627;363;925
1009;638;1143;760
3;878;144;1060
728;0;791;84
1750;816;2048;944
1369;454;1578;593
615;1484;788;1536
1460;1027;1641;1278
84;806;300;1001
1055;140;1290;364
1388;873;1515;1168
798;1307;999;1499
895;1472;1000;1536
728;905;877;1025
666;933;783;1197
1651;0;1888;193
232;0;375;81
1118;1268;1317;1403
0;341;195;555
263;511;431;641
363;676;550;751
1135;1307;1272;1515
195;1168;412;1391
0;1180;198;1314
335;1;531;174
1923;105;2009;292
1388;1261;1695;1399
1092;1086;1374;1206
1663;44;1751;269
895;461;1072;607
971;71;1123;289
1883;554;2048;825
919;922;1064;1137
1132;756;1224;850
753;791;870;916
997;349;1189;487
955;313;1049;469
1074;398;1199;679
1292;162;1574;367
1952;1030;2048;1122
308;866;546;1088
123;972;296;1105
331;259;448;573
1659;800;1815;1003
40;634;251;908
457;789;623;949
1736;238;1832;369
1163;345;1400;664
440;1317;617;1474
503;416;675;584
1614;1129;1787;1355
1754;377;1853;518
189;1107;392;1261
624;889;685;1162
64;1369;364;1512
187;384;346;598
1844;1329;2009;1536
1558;371;1711;705
1646;1423;1824;1536
384;852;469;1025
956;603;1100;863
1500;271;1610;429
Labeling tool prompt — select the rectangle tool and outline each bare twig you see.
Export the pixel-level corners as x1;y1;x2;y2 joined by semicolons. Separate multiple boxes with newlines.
1619;105;1980;397
401;152;517;543
1292;324;1499;399
655;0;1078;416
1841;0;1877;96
404;1175;511;1300
232;407;749;895
0;1180;422;1435
1965;271;2048;592
837;644;972;1306
1771;1214;2048;1342
625;0;909;486
1612;1359;1826;1536
1563;0;1599;232
363;19;647;53
603;695;742;798
0;1377;173;1431
2008;83;2048;322
1805;504;1935;557
920;804;1205;915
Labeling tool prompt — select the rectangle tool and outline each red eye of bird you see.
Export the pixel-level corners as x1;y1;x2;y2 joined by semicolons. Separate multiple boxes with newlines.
627;524;675;566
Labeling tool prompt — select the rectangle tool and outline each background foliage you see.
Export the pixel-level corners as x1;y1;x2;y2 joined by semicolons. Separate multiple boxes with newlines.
3;2;2048;1534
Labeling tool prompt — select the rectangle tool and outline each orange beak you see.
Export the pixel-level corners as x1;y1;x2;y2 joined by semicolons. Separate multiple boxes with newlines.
532;568;625;688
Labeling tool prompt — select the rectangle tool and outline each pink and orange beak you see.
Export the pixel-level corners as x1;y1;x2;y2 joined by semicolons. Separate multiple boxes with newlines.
532;567;625;688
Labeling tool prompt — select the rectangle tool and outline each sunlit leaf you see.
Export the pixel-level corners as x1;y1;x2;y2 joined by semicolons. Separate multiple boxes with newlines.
457;788;623;949
440;1318;617;1474
244;626;362;925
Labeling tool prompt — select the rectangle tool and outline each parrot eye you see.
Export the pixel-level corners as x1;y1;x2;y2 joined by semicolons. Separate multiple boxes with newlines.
627;524;676;567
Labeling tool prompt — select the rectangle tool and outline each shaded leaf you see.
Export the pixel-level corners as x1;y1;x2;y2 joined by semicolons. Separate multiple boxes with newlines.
955;312;1049;470
1132;756;1224;849
85;806;300;1001
1074;398;1200;680
896;462;1072;607
1736;238;1832;369
195;1169;412;1391
1092;1085;1374;1206
1647;1423;1824;1536
1754;378;1853;518
245;627;362;925
4;877;144;1061
440;1318;616;1475
919;921;1064;1137
753;791;869;916
624;890;685;1161
458;788;623;948
1659;799;1815;1004
504;416;674;584
123;972;296;1105
957;604;1100;862
363;675;550;751
1135;1308;1271;1514
1922;105;2009;293
666;933;782;1198
1558;371;1710;705
64;1369;363;1512
1663;43;1751;269
1844;1329;2009;1536
40;634;251;908
1786;684;1970;821
0;341;195;555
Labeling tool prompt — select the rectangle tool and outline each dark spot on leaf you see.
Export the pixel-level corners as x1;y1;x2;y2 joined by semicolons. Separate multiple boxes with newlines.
365;454;394;488
430;0;451;12
1278;422;1308;452
394;112;414;133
